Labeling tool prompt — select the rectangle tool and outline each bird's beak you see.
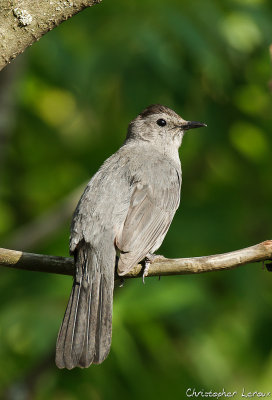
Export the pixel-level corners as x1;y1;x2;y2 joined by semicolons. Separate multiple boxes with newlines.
181;121;207;131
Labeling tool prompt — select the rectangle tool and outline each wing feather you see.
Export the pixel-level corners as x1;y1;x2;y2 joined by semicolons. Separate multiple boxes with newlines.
116;165;181;275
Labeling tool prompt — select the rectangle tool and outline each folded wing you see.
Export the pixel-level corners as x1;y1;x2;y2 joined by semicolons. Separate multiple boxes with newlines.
116;165;181;275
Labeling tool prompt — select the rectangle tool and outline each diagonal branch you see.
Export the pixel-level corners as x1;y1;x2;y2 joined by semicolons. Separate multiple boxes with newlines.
0;0;101;71
0;241;272;280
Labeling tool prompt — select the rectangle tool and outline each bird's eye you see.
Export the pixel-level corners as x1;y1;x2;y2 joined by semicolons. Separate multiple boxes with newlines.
157;118;167;127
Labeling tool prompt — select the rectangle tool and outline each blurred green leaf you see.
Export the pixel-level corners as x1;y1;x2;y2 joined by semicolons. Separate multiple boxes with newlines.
220;12;262;53
229;121;269;161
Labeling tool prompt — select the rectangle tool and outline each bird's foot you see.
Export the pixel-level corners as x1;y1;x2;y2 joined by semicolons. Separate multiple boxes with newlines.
142;259;150;284
142;253;164;284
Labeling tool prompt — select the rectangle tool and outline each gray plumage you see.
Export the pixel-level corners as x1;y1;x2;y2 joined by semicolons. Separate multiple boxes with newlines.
55;104;206;369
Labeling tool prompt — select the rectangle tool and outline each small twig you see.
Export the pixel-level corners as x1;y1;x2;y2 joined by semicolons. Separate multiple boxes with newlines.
0;240;272;280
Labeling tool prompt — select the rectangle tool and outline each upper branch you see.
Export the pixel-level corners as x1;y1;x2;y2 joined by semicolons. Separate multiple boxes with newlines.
0;0;101;71
0;240;271;280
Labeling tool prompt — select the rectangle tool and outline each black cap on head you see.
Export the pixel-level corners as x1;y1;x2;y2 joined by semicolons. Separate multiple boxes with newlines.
139;104;179;119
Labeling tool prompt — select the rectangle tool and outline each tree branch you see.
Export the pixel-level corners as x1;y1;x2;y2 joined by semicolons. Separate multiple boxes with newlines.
0;0;101;71
0;241;271;280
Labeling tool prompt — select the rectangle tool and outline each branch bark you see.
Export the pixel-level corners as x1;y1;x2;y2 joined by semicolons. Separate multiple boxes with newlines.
0;240;271;280
0;0;101;71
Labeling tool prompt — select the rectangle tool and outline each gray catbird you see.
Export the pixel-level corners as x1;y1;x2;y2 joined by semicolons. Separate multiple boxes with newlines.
55;104;206;369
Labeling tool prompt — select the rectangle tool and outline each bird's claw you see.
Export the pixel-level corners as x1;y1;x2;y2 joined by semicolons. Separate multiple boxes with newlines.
142;259;150;284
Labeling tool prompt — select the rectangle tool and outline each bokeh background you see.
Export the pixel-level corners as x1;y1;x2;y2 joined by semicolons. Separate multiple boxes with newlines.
0;0;272;398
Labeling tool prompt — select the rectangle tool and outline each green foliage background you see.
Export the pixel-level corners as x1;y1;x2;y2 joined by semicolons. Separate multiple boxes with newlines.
0;0;272;398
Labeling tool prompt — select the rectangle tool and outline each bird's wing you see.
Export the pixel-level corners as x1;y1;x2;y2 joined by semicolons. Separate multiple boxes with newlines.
116;164;181;275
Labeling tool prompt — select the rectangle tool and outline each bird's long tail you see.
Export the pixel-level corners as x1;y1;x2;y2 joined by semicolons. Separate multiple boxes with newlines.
55;243;115;369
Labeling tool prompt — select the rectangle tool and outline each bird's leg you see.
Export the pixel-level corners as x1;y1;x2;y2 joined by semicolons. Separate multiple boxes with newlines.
142;258;150;284
142;253;164;283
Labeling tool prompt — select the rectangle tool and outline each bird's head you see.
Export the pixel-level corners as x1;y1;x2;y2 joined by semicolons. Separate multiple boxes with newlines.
126;104;206;149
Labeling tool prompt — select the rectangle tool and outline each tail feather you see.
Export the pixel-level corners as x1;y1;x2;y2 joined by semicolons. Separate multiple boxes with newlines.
56;244;114;369
94;274;113;363
55;283;77;368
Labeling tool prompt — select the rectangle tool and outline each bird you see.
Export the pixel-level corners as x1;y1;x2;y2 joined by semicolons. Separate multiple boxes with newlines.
55;104;206;369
